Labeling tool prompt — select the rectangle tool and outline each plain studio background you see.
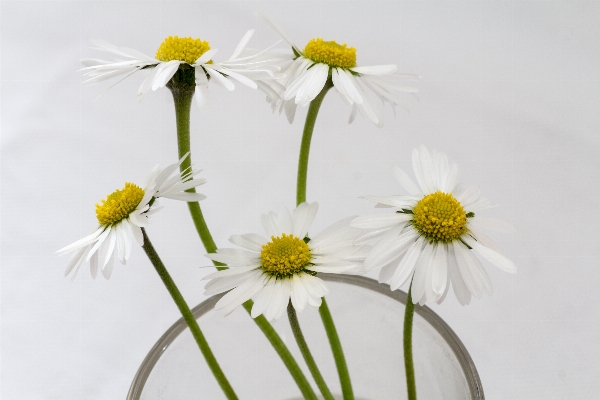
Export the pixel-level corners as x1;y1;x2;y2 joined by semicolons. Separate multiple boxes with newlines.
1;1;599;399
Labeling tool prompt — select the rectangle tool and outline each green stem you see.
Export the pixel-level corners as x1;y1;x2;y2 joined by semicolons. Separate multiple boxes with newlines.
141;228;238;399
404;285;417;400
244;302;319;400
296;80;333;206
168;75;221;260
296;80;355;400
167;72;317;400
288;303;335;400
319;299;354;400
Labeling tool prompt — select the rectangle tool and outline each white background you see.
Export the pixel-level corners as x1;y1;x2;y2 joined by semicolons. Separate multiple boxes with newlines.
2;1;599;399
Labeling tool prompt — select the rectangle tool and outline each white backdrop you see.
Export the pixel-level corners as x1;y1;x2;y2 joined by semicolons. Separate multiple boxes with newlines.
2;1;599;399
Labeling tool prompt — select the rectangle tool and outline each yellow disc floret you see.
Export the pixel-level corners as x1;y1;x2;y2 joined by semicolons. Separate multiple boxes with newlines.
155;36;211;64
95;183;145;226
260;233;312;277
412;191;467;243
303;38;357;69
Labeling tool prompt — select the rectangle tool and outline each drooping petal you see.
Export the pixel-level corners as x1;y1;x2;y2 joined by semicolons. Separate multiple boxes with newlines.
205;248;261;267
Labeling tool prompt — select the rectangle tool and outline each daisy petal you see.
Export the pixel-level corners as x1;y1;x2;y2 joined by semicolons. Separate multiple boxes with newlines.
229;233;268;252
351;65;397;75
393;166;422;196
463;236;517;274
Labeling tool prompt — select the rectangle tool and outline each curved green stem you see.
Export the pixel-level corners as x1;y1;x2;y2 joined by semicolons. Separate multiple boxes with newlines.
288;303;335;400
296;80;333;206
141;228;238;399
319;298;354;400
296;81;355;400
167;75;317;400
404;285;417;400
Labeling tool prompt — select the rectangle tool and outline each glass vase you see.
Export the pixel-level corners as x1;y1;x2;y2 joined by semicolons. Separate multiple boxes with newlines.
128;274;484;400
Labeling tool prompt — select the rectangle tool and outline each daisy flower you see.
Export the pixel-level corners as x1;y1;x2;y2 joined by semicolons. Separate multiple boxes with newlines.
257;12;419;126
57;153;206;280
81;30;283;111
203;202;366;321
351;146;516;306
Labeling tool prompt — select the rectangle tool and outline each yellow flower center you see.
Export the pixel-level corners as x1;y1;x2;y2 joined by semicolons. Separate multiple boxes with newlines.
95;183;145;226
155;36;211;64
412;191;467;243
260;233;311;277
303;38;357;69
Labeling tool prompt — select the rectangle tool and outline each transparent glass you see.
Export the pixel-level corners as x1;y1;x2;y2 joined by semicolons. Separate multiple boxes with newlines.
128;275;484;400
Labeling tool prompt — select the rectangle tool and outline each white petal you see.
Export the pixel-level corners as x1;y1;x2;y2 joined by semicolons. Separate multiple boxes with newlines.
390;236;424;291
220;68;257;89
251;277;275;318
463;236;516;274
137;67;161;101
86;226;111;261
447;243;471;305
274;279;292;320
292;202;318;239
431;244;448;295
151;61;181;91
194;48;219;65
261;211;280;238
452;241;482;298
393;166;422;196
98;229;117;270
89;250;99;279
411;148;429;195
291;275;309;311
351;213;411;230
101;252;115;280
335;69;363;104
264;279;286;321
131;224;144;246
204;269;259;296
161;192;206;202
64;245;90;278
295;64;328;105
229;234;268;252
205;67;235;91
364;229;418;271
378;258;400;283
203;265;259;281
205;248;260;267
467;226;507;257
410;242;434;303
216;271;266;316
351;65;397;75
441;163;460;193
57;227;104;255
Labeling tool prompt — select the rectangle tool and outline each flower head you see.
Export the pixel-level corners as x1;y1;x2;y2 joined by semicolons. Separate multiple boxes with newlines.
57;153;206;280
80;30;283;112
351;146;516;306
203;202;366;321
257;12;419;127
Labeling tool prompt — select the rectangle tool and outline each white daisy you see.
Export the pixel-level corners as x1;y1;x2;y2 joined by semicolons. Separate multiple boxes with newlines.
257;12;419;126
203;202;366;321
351;146;516;306
57;153;206;280
81;30;283;111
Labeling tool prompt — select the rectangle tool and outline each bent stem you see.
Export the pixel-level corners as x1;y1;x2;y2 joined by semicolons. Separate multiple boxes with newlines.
404;285;417;400
167;72;318;400
141;228;238;399
296;80;355;400
288;303;335;400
